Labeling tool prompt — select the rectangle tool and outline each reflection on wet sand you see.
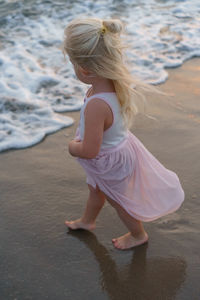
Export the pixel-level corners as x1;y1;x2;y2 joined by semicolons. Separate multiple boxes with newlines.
68;230;186;300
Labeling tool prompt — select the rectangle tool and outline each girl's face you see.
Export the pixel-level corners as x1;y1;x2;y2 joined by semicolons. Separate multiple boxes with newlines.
73;64;85;82
69;57;95;84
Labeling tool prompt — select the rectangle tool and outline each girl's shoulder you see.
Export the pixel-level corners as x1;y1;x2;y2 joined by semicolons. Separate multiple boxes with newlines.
84;93;116;124
84;89;118;115
84;96;112;114
85;91;117;109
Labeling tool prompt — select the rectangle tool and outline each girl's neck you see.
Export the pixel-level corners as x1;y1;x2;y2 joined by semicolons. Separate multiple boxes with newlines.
89;78;115;96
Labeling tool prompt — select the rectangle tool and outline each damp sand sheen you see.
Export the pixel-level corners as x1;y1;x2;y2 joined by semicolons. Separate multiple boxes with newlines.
0;0;200;151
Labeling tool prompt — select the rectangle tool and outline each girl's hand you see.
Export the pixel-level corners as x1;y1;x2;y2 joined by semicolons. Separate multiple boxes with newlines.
68;139;82;157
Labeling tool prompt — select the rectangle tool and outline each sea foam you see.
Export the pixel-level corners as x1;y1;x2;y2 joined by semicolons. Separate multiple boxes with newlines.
0;0;200;152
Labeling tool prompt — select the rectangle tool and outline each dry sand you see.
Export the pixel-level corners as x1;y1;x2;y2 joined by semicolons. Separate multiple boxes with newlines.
0;58;200;299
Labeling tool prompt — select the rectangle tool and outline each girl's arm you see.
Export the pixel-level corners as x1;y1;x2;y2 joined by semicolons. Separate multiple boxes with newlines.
68;98;108;159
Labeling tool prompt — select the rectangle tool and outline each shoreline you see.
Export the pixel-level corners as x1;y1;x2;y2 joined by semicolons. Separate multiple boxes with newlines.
0;56;199;155
0;58;200;299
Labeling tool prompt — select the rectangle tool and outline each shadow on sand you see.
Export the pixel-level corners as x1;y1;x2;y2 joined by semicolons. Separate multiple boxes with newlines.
67;230;186;300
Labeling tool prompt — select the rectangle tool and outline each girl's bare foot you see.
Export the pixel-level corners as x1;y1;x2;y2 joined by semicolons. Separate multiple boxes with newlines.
65;218;96;231
112;232;148;250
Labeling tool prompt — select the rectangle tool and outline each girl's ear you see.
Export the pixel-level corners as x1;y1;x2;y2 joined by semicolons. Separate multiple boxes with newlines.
79;66;92;76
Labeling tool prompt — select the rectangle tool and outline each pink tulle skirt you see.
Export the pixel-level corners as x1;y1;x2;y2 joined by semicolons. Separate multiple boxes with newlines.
76;130;184;222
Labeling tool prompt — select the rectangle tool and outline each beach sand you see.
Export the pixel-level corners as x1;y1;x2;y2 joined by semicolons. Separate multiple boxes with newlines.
0;58;200;299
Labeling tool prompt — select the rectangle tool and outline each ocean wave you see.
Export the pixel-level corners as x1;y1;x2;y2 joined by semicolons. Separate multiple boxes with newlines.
0;0;199;152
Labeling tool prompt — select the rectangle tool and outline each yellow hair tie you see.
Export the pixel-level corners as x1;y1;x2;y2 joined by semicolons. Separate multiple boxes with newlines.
100;25;107;35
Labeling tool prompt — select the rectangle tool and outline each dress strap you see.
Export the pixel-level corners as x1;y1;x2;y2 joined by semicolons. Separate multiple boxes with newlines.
84;93;116;116
85;92;116;105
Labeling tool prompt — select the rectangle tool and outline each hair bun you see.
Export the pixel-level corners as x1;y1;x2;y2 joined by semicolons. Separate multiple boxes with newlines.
102;19;123;34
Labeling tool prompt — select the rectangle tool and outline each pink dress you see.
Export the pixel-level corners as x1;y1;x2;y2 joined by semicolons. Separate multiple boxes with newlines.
74;92;184;222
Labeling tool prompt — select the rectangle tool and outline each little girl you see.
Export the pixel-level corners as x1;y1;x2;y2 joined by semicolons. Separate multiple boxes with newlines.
63;18;184;250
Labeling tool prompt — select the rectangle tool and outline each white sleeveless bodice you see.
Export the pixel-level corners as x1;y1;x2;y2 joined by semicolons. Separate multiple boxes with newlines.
76;92;128;149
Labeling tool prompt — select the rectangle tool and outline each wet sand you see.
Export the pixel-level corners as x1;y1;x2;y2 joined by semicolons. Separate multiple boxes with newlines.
0;58;200;299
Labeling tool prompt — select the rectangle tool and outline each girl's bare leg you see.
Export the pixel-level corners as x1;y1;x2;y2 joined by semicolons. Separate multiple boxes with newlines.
105;195;148;250
65;184;105;231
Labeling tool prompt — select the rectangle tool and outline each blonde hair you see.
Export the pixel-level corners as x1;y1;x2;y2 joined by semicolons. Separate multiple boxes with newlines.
63;17;163;128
